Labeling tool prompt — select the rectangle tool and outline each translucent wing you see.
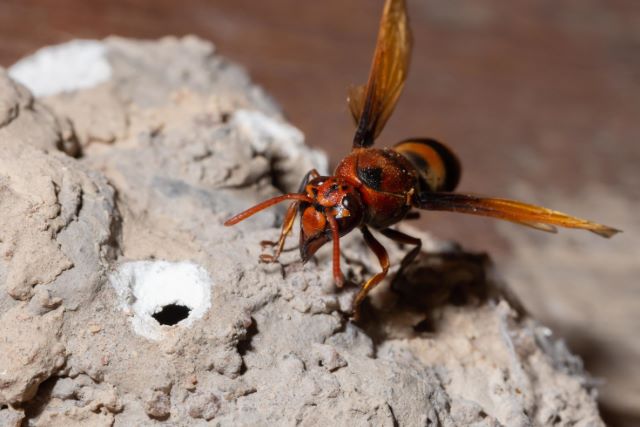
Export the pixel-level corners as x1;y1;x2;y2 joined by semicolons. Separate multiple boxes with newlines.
349;0;412;148
416;192;620;238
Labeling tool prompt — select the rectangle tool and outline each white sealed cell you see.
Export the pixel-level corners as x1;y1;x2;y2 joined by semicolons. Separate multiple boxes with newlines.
231;109;328;174
9;39;112;97
110;260;212;341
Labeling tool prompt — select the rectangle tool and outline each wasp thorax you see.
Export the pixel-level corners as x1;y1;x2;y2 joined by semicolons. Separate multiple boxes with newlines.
299;177;364;262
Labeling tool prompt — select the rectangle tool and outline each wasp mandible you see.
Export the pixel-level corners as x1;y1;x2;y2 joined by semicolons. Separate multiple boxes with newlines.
225;0;620;319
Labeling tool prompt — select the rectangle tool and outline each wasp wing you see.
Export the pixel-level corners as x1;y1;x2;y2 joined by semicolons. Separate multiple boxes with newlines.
510;221;558;233
416;192;620;238
349;0;412;148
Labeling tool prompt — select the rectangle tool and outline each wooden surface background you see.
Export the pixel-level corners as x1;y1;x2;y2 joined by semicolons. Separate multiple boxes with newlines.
1;1;638;424
2;0;637;252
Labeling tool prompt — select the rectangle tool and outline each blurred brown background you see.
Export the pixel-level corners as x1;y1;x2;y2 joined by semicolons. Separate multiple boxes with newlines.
1;0;638;425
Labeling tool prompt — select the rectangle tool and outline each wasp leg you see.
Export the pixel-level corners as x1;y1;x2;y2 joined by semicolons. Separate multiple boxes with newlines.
380;228;422;290
259;201;299;263
259;169;320;263
353;226;390;321
325;213;345;287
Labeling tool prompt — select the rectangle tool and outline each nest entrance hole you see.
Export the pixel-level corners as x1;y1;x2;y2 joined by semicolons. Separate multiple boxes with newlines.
152;304;191;326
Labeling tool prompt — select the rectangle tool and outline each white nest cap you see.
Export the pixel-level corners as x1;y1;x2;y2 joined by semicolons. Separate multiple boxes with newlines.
9;39;111;97
110;260;213;341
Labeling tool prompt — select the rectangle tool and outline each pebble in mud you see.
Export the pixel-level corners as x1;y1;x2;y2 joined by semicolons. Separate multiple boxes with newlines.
188;392;222;421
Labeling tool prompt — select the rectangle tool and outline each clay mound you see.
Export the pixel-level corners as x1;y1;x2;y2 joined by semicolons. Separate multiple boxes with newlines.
1;37;604;426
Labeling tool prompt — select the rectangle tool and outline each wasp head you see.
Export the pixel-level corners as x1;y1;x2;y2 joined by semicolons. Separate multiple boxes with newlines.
299;176;364;262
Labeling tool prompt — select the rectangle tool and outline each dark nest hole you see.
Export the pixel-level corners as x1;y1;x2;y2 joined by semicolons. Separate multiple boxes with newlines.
152;304;191;326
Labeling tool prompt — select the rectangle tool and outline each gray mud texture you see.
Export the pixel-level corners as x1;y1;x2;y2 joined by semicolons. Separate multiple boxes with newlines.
0;36;606;426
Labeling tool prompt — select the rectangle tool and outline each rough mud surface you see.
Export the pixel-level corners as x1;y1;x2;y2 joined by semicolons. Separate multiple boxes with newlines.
0;37;606;426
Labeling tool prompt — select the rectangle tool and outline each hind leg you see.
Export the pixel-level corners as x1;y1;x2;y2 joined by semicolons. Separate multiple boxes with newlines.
352;227;390;320
379;228;421;289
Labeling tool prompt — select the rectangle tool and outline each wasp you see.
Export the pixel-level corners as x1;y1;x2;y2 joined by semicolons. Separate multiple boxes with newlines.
225;0;619;319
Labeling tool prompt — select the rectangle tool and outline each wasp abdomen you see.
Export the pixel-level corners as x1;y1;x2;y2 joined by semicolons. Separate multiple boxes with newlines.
394;138;461;192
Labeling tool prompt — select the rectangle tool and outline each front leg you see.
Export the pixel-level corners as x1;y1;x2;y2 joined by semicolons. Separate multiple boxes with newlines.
260;169;320;263
259;201;299;263
352;226;390;321
326;213;345;287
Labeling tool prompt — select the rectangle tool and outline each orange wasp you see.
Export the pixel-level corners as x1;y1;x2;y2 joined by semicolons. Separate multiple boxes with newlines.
225;0;619;319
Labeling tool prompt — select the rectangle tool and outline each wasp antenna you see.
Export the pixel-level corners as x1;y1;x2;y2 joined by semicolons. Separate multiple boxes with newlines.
224;194;314;226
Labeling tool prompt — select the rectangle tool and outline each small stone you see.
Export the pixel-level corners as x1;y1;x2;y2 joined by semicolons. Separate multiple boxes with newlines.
312;343;347;372
188;392;221;421
0;406;24;427
28;289;62;315
144;389;171;420
184;375;198;391
50;377;78;400
224;384;257;401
